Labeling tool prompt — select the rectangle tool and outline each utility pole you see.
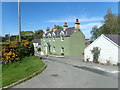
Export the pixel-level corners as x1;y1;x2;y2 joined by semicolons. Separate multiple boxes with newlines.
18;0;21;42
9;32;10;43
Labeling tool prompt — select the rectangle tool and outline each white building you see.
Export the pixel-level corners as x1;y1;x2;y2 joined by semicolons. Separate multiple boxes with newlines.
31;39;41;54
84;34;120;65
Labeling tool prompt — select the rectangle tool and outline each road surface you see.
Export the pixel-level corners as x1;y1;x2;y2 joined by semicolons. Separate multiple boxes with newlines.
13;56;118;88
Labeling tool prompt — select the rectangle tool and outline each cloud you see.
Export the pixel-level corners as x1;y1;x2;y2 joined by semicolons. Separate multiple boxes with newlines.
81;22;102;30
48;16;103;23
81;22;103;39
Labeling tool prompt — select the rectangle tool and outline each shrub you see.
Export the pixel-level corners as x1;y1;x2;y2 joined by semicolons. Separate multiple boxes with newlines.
2;40;34;64
61;53;64;55
86;58;90;62
91;47;101;63
37;47;41;52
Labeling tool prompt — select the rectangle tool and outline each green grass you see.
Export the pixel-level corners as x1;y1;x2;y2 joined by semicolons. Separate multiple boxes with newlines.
2;56;45;87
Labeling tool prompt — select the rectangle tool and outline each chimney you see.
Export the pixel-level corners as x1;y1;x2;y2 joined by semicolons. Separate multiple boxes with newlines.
46;27;50;32
63;22;68;30
75;19;80;29
53;25;57;31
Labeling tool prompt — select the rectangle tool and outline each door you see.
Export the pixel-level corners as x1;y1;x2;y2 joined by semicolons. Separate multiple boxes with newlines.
45;46;47;54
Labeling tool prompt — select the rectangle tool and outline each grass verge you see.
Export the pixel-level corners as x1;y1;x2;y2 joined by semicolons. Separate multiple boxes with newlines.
2;56;45;87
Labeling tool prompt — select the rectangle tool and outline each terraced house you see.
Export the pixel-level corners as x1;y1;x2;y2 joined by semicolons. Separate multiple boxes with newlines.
41;19;85;56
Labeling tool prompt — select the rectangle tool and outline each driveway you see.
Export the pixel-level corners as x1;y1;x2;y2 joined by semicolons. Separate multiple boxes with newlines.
13;56;118;88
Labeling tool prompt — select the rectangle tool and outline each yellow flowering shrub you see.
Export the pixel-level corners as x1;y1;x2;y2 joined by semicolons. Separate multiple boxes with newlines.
2;40;34;64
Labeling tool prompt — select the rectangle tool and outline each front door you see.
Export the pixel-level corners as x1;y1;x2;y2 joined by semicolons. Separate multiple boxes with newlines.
45;46;48;54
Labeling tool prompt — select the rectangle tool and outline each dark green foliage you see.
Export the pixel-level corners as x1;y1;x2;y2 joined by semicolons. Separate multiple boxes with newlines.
91;47;101;63
61;53;64;55
14;41;34;59
34;30;44;39
52;25;63;31
91;9;119;40
2;30;44;42
37;47;41;52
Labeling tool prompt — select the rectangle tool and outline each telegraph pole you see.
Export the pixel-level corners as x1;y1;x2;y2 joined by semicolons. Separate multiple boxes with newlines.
9;32;10;43
18;0;21;42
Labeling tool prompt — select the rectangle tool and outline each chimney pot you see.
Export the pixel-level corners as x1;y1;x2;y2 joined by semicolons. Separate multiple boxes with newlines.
76;19;79;22
46;27;50;32
63;22;68;30
75;19;80;29
53;25;57;31
64;22;67;25
54;25;56;28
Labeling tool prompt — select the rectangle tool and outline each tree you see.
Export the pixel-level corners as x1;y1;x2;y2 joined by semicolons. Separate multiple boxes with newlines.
91;9;119;40
34;30;44;39
102;9;119;34
52;25;63;31
56;25;63;30
21;31;34;41
90;26;100;40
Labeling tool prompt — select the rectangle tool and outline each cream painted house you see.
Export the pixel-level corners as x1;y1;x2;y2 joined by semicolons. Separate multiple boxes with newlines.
84;34;120;65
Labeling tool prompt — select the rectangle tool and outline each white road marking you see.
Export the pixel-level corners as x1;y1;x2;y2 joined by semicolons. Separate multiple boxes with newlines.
107;71;119;74
93;67;105;71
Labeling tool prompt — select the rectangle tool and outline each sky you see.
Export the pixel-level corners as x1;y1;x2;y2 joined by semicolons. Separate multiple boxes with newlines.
2;2;118;39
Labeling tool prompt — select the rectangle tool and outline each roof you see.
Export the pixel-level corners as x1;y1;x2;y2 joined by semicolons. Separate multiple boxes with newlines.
85;34;120;50
31;39;41;45
44;27;75;38
104;34;120;46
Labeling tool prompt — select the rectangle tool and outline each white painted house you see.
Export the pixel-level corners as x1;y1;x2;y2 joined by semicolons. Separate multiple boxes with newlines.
31;39;41;54
84;34;120;65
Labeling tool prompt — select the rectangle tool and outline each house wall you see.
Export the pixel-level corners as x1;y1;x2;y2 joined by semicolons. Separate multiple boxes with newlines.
84;35;119;64
41;37;71;55
41;29;85;56
33;43;39;48
70;29;85;56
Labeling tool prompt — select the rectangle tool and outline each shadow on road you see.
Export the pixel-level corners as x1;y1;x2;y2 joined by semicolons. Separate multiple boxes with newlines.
40;56;115;77
73;65;109;76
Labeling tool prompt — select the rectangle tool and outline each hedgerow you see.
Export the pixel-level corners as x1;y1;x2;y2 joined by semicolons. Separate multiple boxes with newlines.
2;40;34;64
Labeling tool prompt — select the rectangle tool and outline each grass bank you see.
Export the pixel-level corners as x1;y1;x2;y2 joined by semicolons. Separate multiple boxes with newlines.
2;56;45;87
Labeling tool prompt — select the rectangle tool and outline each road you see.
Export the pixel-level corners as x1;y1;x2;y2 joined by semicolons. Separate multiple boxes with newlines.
13;56;118;88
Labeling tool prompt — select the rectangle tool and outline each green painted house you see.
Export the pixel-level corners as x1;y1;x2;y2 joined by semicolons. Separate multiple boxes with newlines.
41;19;85;56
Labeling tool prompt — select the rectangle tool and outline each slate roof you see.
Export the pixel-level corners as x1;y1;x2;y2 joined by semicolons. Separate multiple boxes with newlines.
31;39;41;45
44;27;75;37
104;34;120;46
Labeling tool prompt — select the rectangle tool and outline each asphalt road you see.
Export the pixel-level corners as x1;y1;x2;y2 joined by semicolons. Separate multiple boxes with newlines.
13;56;118;88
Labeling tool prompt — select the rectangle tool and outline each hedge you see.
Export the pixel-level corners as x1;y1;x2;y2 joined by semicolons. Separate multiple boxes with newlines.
2;40;34;64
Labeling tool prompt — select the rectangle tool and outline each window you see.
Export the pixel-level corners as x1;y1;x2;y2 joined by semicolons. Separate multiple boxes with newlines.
61;35;64;41
53;36;55;41
61;47;64;53
53;46;55;52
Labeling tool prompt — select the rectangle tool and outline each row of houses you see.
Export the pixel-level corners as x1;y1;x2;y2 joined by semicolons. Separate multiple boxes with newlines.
32;19;120;65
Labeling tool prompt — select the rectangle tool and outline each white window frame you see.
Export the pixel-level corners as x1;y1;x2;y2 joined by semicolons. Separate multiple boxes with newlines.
60;31;65;41
53;36;55;41
61;47;64;53
53;46;55;52
48;33;51;37
61;35;64;41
